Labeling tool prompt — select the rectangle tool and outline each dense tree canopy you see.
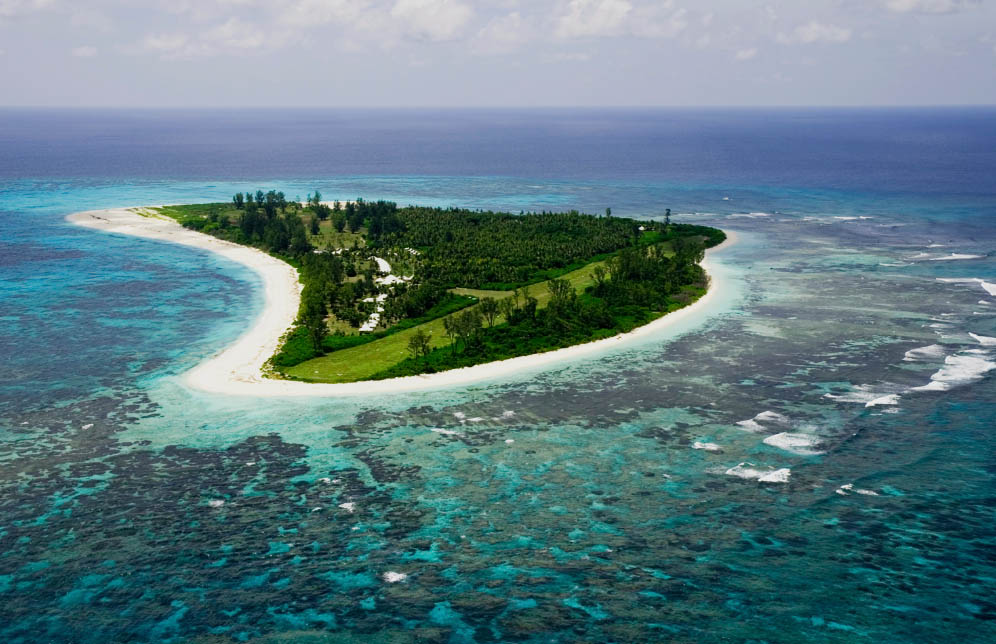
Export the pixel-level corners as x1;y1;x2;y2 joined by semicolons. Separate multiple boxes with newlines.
386;208;640;289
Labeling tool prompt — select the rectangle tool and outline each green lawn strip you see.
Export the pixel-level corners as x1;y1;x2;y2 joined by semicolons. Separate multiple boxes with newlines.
450;287;514;299
280;259;613;383
156;203;239;223
281;311;452;382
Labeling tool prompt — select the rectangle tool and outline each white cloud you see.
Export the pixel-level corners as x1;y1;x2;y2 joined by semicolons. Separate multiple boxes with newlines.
157;0;268;22
390;0;473;41
631;5;687;39
139;13;287;59
279;0;370;28
547;51;592;62
142;33;197;58
777;21;852;45
144;33;188;52
276;0;405;52
472;11;530;55
553;0;687;41
735;47;757;61
71;45;97;57
204;17;267;49
0;0;55;18
555;0;632;39
71;10;114;32
137;0;476;57
883;0;980;14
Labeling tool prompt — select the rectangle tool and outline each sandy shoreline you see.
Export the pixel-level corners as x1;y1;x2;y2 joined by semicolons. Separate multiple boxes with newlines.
69;207;737;397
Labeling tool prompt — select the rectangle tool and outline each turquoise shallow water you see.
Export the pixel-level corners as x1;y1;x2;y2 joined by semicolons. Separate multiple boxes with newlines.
1;110;995;643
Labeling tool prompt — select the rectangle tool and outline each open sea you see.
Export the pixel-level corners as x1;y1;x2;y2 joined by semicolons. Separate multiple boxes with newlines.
1;108;995;643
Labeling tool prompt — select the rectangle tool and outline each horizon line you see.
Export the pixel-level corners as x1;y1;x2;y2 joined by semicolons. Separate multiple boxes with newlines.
2;104;995;111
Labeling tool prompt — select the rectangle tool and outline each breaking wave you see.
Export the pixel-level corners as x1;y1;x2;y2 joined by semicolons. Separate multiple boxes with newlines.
763;432;825;456
725;463;791;483
904;344;947;362
936;278;996;297
912;353;996;392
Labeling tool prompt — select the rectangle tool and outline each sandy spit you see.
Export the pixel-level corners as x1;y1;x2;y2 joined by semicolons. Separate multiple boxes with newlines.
69;207;737;397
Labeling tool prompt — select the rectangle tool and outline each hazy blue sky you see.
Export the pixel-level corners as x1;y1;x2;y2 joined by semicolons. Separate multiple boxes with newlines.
1;0;994;106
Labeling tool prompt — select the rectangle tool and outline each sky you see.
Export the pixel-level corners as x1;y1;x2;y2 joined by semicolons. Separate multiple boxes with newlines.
0;0;994;107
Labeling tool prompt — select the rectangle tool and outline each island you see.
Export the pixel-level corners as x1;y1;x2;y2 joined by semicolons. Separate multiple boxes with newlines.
69;191;730;395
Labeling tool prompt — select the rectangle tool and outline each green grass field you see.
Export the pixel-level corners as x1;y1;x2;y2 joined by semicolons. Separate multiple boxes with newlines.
309;219;365;249
450;287;512;299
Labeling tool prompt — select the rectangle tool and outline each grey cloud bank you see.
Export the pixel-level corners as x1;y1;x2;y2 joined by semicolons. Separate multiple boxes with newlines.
0;0;993;106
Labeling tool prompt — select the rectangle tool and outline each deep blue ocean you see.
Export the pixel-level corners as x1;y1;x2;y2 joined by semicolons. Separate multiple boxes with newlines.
1;108;995;643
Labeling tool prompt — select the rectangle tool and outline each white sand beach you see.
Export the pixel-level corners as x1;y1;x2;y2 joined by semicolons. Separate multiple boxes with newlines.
69;207;737;397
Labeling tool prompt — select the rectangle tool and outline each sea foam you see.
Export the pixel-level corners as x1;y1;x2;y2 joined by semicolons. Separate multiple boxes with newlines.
969;333;996;347
755;411;789;423
736;410;789;432
903;344;946;361
825;384;899;405
430;428;463;436
735;419;765;432
763;432;824;456
865;394;900;408
912;353;996;392
836;483;879;497
936;278;996;297
927;254;984;261
725;463;791;483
